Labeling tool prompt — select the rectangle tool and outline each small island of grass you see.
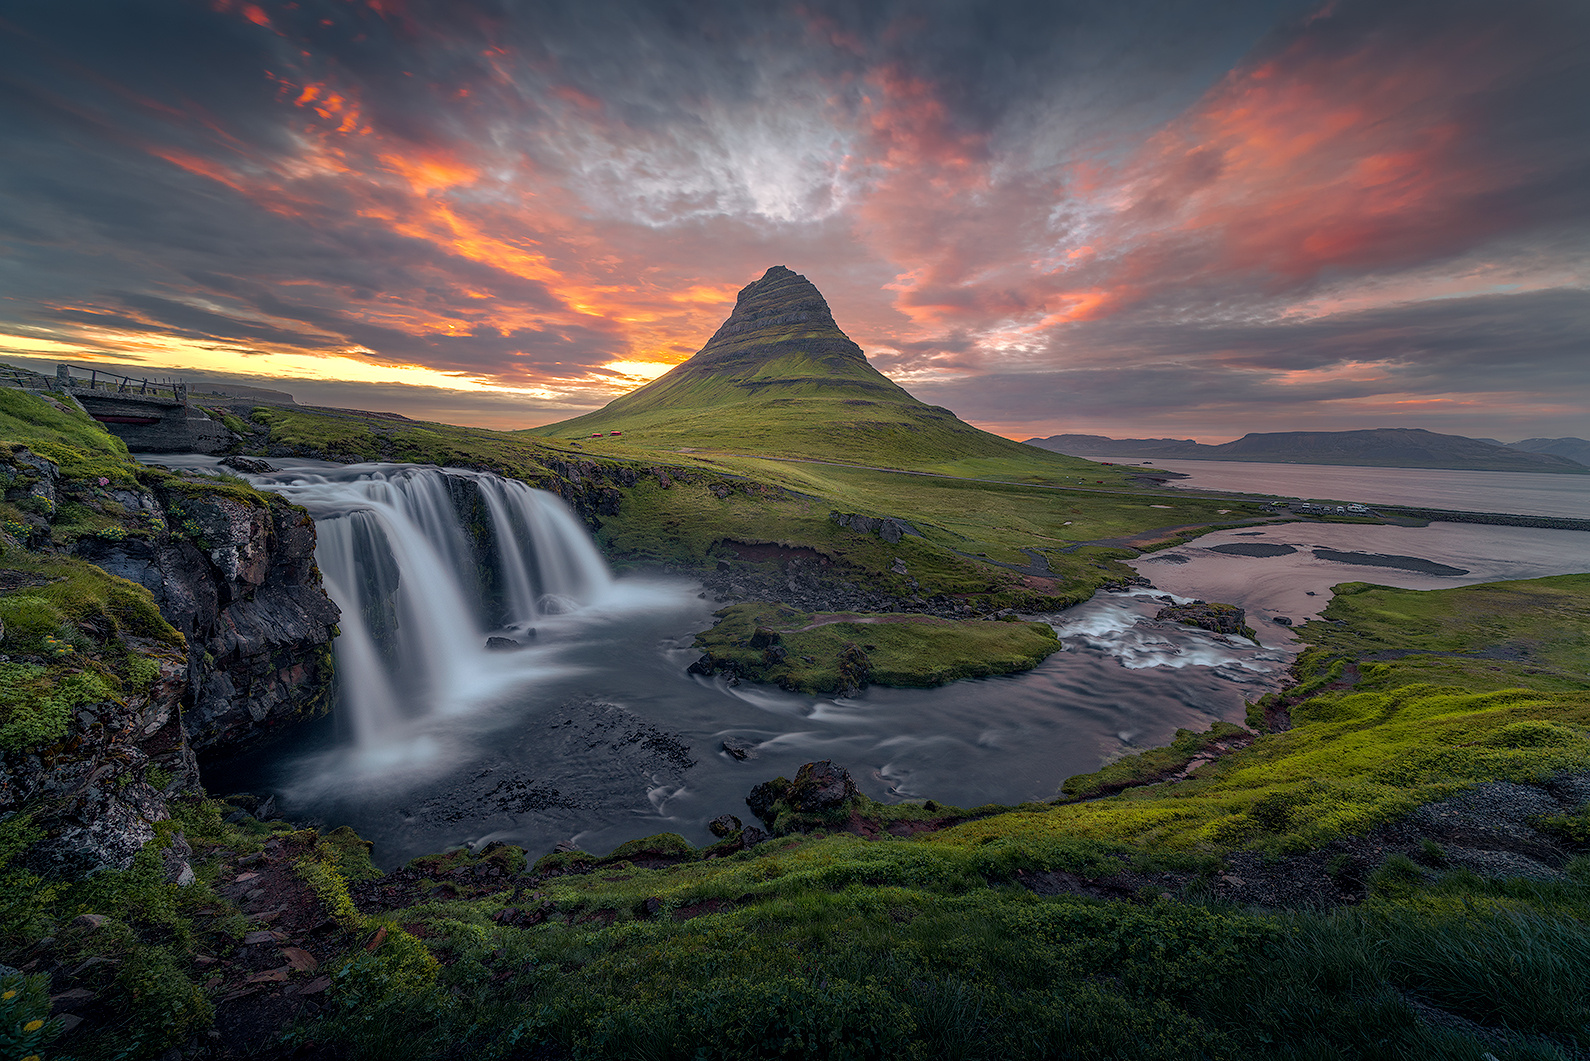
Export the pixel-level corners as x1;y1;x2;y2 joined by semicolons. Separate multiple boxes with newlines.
690;601;1062;693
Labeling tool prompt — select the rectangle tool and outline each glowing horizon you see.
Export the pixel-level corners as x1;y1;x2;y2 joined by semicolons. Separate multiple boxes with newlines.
0;0;1585;440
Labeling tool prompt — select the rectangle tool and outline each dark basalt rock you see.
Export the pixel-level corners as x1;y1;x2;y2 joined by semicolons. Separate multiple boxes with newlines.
1156;601;1249;636
78;491;340;756
721;738;759;761
220;455;277;474
746;777;789;825
486;636;522;650
830;511;918;544
0;639;199;877
789;760;859;811
747;761;861;828
5;444;340;762
708;814;743;838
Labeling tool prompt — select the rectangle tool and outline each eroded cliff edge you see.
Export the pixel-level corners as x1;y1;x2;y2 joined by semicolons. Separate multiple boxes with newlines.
0;389;339;873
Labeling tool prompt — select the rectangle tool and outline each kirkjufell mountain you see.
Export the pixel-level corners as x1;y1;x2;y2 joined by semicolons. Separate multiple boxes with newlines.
530;266;1042;464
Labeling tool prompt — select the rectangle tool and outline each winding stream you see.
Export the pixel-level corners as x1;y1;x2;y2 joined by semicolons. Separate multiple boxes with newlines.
167;456;1590;867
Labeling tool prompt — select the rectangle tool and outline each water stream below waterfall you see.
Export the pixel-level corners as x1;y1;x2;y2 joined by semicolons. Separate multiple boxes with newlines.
162;457;1590;868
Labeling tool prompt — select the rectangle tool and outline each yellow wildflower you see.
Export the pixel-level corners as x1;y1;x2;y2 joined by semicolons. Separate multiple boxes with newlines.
24;1018;43;1031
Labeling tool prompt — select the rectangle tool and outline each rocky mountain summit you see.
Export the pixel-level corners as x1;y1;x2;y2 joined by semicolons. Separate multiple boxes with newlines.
531;265;1042;462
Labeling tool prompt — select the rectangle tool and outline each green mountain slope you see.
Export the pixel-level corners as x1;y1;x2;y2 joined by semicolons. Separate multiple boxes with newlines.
528;266;1051;467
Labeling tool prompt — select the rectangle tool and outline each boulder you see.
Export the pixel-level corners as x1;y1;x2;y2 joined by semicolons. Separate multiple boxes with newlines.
708;814;743;838
746;776;790;825
721;738;759;761
746;762;860;828
486;636;521;650
220;455;277;474
1156;601;1249;636
787;760;859;811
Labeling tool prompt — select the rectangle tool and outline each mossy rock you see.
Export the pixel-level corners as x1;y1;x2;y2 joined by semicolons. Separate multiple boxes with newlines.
601;832;698;865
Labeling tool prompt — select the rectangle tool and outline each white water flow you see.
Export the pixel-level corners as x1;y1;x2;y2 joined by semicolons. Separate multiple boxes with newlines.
256;463;614;747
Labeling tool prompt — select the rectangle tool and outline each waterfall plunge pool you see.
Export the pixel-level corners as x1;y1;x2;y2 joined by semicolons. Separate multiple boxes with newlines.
160;457;1590;867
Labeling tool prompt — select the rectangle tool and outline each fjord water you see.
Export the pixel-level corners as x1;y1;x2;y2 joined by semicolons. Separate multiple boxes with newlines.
1103;456;1590;518
191;458;1590;867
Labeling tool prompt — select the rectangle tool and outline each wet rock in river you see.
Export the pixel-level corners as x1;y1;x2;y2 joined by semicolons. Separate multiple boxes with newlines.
1156;601;1249;636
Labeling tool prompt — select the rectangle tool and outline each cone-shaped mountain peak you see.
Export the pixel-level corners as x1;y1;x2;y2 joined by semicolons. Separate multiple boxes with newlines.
698;265;842;350
528;266;1038;465
664;265;889;387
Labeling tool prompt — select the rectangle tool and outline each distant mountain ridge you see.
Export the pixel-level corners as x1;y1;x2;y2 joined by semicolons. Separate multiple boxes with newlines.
1508;437;1590;467
529;266;1050;465
1024;428;1588;473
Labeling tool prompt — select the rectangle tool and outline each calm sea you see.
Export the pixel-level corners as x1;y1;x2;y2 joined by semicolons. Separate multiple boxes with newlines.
1096;456;1590;519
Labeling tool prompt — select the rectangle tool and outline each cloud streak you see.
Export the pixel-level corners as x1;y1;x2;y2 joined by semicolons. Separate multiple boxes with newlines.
0;0;1584;439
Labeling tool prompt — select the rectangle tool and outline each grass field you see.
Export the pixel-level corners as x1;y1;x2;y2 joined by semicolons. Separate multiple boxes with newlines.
252;405;1269;610
5;383;1590;1057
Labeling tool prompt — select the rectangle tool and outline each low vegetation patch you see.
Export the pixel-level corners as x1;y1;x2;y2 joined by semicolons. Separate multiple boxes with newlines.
691;602;1061;693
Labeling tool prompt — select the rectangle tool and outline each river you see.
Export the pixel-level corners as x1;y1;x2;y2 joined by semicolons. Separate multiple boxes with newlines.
174;456;1590;866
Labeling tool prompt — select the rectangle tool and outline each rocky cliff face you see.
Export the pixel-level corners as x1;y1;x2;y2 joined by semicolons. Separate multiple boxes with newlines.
0;624;197;876
77;487;339;755
0;426;341;873
3;437;339;756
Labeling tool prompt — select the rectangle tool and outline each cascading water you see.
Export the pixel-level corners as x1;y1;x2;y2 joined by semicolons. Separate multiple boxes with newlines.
251;462;614;746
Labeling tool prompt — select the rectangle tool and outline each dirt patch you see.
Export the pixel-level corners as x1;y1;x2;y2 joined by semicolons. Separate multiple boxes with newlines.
0;569;54;592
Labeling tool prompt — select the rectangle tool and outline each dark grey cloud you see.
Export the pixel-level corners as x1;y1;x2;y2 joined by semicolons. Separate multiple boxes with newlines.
0;0;1585;438
916;288;1590;438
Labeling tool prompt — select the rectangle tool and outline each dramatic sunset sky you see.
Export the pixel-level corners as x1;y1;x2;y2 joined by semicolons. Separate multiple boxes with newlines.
1;0;1586;440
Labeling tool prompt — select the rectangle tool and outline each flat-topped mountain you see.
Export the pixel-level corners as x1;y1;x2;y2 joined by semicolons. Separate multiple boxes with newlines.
1026;428;1588;473
529;266;1044;465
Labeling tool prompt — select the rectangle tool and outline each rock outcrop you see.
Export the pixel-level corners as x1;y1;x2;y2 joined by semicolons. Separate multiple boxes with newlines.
0;622;198;876
76;486;339;755
1155;600;1252;638
0;417;341;874
830;511;918;544
746;760;861;830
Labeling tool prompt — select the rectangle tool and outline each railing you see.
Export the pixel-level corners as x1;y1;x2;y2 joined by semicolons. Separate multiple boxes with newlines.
0;366;43;389
53;363;187;403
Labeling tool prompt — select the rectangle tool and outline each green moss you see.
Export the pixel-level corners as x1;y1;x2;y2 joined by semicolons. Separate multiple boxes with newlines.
934;683;1590;857
1060;721;1251;800
604;832;699;864
694;603;1061;693
0;664;111;750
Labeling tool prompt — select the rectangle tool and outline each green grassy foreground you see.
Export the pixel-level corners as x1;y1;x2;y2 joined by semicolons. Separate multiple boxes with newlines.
691;602;1062;693
5;573;1585;1059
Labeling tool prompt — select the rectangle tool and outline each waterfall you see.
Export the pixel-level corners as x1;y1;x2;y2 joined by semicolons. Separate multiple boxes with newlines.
251;463;614;745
